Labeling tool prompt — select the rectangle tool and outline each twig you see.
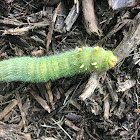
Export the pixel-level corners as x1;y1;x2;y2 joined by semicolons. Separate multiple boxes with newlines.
46;2;61;51
51;118;73;140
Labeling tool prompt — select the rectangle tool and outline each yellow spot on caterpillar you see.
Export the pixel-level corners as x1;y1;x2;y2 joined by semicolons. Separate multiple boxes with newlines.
94;46;99;51
109;56;117;67
80;64;84;68
95;66;98;69
91;62;97;66
78;48;82;51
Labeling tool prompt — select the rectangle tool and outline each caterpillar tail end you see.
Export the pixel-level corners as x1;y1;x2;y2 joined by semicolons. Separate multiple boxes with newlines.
109;56;117;67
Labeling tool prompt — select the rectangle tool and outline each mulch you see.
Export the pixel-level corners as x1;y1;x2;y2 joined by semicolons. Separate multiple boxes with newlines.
0;0;139;140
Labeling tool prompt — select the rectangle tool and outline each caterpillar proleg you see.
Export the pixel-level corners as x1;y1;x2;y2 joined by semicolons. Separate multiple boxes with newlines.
0;47;117;82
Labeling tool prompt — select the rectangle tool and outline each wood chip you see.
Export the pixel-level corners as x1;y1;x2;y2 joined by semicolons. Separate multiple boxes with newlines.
114;100;125;119
105;76;118;102
117;79;136;92
80;72;100;100
82;0;100;35
104;96;110;120
134;109;140;113
64;119;81;132
0;99;18;120
45;82;55;110
30;90;51;113
16;92;27;130
64;1;80;32
70;99;81;110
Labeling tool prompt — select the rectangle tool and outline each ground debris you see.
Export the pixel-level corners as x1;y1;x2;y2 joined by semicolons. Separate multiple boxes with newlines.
0;0;139;139
117;79;136;92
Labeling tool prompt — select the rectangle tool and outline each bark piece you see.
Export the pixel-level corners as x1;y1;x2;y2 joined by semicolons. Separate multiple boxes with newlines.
114;13;140;62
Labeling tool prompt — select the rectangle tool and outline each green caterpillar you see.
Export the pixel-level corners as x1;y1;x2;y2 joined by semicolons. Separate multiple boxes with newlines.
0;47;117;82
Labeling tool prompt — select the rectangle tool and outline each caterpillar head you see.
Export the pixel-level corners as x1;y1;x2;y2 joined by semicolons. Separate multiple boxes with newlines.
107;51;117;67
98;49;117;70
94;47;117;70
109;55;117;67
90;47;117;71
